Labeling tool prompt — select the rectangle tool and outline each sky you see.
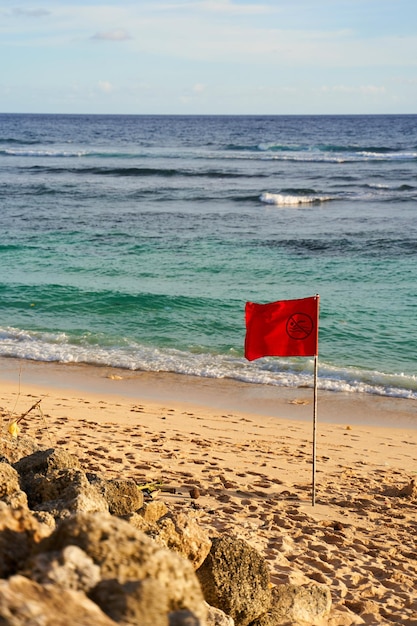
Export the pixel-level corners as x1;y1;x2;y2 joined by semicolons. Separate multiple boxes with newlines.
1;0;417;115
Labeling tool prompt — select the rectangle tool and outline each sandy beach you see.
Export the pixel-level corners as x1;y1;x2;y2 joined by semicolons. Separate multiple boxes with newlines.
1;357;417;625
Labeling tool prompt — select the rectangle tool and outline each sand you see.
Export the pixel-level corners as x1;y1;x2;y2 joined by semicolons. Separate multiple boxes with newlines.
1;357;417;625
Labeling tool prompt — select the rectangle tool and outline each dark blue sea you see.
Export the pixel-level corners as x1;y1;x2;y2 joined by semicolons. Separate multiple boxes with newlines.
1;113;416;399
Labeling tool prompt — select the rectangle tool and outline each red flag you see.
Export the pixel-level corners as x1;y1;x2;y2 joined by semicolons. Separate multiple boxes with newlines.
245;296;319;361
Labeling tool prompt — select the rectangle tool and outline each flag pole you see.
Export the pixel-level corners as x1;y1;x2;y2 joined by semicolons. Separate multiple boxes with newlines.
312;294;320;507
312;353;318;506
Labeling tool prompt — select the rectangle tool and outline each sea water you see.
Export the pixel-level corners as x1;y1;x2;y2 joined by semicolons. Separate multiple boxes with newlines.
0;113;416;399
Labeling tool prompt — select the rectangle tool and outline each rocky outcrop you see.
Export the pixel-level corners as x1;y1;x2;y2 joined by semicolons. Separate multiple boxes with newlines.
0;435;333;625
10;448;144;520
37;512;208;622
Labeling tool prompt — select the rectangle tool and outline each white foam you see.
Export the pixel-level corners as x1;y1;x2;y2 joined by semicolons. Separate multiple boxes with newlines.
0;326;416;401
3;149;88;158
359;151;417;160
260;192;332;206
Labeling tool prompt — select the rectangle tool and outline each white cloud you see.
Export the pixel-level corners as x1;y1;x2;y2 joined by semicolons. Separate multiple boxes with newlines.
320;84;386;95
91;28;131;41
11;8;51;18
393;76;417;85
121;14;417;70
98;80;114;93
3;3;416;70
1;0;417;113
151;0;276;15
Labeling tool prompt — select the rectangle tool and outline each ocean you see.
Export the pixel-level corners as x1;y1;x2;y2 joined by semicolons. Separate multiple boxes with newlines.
0;113;416;400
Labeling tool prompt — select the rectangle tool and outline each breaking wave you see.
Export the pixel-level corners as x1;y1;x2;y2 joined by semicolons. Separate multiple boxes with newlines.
260;192;333;206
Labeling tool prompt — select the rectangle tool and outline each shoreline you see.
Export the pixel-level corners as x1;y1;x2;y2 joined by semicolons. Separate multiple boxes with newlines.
0;356;416;430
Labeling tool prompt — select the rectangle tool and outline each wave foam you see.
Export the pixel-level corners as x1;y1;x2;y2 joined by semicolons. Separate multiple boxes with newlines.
0;326;416;401
260;192;333;206
2;149;88;158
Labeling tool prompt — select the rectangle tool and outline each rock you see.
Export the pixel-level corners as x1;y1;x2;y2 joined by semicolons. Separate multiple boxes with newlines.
0;462;29;509
3;489;29;510
13;447;81;477
0;434;43;464
90;577;169;626
28;545;101;592
206;603;235;626
37;511;208;623
126;511;158;534
169;609;201;625
154;511;212;570
266;583;332;624
0;461;21;499
0;503;52;578
0;575;115;626
126;509;211;569
125;500;169;534
88;474;144;515
139;499;169;523
0;440;279;626
12;448;104;519
28;468;109;518
13;449;143;519
31;509;56;529
196;535;271;626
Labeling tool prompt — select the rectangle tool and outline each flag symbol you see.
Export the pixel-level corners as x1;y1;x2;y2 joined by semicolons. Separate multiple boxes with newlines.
244;296;319;361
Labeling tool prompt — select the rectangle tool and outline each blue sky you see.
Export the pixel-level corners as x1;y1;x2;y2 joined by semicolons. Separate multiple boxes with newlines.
1;0;416;114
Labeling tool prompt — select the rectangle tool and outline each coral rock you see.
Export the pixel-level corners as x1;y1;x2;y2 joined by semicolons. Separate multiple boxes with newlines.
139;499;169;523
0;434;43;464
155;511;212;570
0;461;21;499
90;577;169;626
88;474;144;516
37;511;208;623
28;468;109;518
14;448;81;477
196;535;271;626
206;602;235;626
0;575;115;626
28;545;101;593
0;503;52;578
268;582;332;624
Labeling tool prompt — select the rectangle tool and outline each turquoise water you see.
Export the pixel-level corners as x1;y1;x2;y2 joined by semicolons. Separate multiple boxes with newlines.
1;114;417;398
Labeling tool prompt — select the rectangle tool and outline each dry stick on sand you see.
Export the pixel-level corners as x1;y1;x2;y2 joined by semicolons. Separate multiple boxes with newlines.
8;396;48;438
